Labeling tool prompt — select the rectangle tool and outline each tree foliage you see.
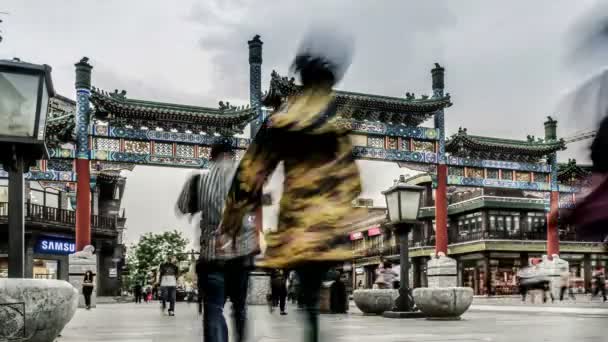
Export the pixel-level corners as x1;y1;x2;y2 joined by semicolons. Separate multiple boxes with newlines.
124;230;189;289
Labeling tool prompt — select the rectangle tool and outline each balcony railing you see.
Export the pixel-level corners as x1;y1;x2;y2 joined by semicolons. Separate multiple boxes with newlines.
356;237;435;257
0;202;116;230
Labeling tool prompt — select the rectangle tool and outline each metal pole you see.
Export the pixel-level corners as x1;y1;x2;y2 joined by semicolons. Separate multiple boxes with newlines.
395;223;411;311
8;150;25;278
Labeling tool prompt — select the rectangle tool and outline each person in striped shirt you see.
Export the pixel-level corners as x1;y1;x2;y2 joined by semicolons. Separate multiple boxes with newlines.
176;140;260;342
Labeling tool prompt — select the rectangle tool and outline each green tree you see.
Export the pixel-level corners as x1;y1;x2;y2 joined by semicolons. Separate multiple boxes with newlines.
124;230;189;289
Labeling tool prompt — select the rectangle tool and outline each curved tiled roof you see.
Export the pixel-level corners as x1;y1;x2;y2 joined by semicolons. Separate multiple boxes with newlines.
46;95;76;144
557;159;591;183
446;128;566;162
262;70;452;126
90;88;258;134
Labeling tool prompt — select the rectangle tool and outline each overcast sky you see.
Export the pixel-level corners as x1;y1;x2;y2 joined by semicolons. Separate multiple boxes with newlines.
2;0;604;245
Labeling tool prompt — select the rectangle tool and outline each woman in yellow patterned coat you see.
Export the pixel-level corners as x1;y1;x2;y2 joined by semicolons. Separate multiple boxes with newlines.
221;29;364;342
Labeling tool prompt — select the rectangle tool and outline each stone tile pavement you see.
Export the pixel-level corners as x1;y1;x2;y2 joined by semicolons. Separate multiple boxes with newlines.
58;301;608;342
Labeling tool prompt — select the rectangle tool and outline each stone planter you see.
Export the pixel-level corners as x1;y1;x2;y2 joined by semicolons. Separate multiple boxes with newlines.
412;287;473;320
352;289;398;315
0;279;78;342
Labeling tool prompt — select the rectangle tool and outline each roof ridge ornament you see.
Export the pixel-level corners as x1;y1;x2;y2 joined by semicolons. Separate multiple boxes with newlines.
110;89;127;99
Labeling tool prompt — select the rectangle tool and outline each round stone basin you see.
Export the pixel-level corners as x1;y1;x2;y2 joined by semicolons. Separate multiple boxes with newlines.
412;287;473;320
352;289;398;315
0;279;78;342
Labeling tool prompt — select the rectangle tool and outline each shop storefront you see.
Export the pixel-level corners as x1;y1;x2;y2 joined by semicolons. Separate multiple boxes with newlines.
461;254;486;295
31;235;75;281
489;254;521;296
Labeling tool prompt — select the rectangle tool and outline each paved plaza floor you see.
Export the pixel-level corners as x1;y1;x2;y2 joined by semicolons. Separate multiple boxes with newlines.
58;301;608;342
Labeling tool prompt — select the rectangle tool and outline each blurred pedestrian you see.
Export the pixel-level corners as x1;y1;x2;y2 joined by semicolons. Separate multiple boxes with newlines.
176;140;260;342
559;270;576;301
270;269;288;315
288;270;301;305
374;260;397;290
517;266;553;303
220;28;364;342
592;266;607;302
329;270;347;314
159;255;179;316
134;282;143;304
82;270;94;310
550;100;608;245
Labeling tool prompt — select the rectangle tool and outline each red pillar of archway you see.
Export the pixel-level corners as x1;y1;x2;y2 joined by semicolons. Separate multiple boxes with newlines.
74;57;93;251
546;190;559;257
75;159;91;250
435;164;448;255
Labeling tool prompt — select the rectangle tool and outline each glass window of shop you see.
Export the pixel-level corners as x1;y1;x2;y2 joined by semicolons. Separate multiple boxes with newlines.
368;235;382;250
0;257;8;278
33;259;59;279
456;213;483;240
352;238;365;251
0;179;8;205
462;260;482;295
28;182;61;208
525;212;546;239
488;211;520;238
462;259;488;295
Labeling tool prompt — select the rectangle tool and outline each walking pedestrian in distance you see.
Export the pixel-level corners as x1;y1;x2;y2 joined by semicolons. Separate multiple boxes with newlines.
559;270;576;301
219;27;365;342
176;140;261;342
159;255;179;316
374;260;397;290
592;266;607;302
270;269;288;315
287;270;301;305
134;282;143;304
82;270;94;310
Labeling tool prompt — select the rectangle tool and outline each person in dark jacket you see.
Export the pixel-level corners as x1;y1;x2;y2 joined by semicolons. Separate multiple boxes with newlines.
82;270;95;310
158;256;179;316
550;115;608;245
329;270;347;313
592;266;607;302
270;269;288;315
133;283;143;304
176;141;260;342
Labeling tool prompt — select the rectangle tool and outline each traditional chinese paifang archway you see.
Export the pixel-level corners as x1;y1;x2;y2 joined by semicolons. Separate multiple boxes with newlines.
2;35;573;256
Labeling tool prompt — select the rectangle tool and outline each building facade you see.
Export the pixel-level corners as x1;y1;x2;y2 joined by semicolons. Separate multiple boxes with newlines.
350;149;606;296
0;96;128;296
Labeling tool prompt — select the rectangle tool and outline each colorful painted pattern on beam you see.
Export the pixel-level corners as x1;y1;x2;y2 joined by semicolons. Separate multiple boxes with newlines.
0;169;77;182
352;146;438;164
447;175;552;191
92;124;250;148
446;156;551;172
48;148;76;159
90;150;209;168
334;119;440;140
434;109;446;164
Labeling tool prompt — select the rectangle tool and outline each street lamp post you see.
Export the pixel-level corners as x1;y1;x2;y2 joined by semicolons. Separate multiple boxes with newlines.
381;180;424;318
0;58;54;278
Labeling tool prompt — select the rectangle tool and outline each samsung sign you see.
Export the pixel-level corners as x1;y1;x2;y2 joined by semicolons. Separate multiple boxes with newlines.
35;237;76;255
